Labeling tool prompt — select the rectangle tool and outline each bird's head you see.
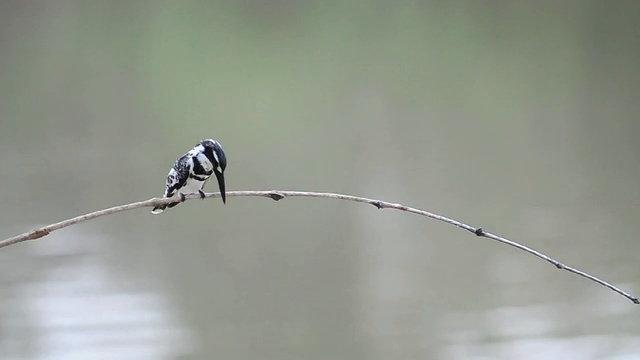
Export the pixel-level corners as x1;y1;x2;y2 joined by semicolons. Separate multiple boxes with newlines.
200;139;227;204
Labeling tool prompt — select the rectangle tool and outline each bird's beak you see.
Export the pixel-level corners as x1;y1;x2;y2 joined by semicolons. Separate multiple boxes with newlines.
215;170;226;204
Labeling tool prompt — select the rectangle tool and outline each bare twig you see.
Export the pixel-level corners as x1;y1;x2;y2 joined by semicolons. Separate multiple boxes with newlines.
1;190;637;304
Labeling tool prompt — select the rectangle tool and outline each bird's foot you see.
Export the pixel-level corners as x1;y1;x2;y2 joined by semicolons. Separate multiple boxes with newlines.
198;190;206;199
179;193;186;203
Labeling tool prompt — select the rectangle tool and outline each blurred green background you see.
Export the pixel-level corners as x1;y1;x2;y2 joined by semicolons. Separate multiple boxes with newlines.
1;1;639;359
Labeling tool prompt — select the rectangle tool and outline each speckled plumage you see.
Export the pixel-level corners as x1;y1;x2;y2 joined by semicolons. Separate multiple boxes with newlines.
152;139;227;214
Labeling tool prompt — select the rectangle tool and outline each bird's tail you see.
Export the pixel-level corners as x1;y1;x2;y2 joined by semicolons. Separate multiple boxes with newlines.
151;201;180;215
151;205;165;215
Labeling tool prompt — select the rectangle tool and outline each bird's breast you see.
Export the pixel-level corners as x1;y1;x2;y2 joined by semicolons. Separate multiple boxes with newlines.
182;177;208;193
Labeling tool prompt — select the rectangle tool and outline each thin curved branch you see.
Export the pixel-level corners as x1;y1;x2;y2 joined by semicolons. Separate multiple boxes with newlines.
1;190;637;304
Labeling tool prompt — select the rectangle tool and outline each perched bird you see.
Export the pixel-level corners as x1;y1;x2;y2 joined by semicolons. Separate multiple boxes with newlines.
151;139;227;214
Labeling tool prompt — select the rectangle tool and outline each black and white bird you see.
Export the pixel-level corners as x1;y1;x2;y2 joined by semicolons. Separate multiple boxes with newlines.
151;139;227;214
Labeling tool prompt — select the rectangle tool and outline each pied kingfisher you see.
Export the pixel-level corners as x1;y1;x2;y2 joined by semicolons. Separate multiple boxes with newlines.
151;139;227;214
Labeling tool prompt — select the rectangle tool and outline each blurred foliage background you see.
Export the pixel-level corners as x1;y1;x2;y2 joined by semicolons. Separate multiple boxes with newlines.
1;1;639;359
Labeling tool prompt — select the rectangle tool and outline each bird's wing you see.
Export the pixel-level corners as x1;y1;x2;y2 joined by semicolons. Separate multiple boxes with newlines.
164;155;191;197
